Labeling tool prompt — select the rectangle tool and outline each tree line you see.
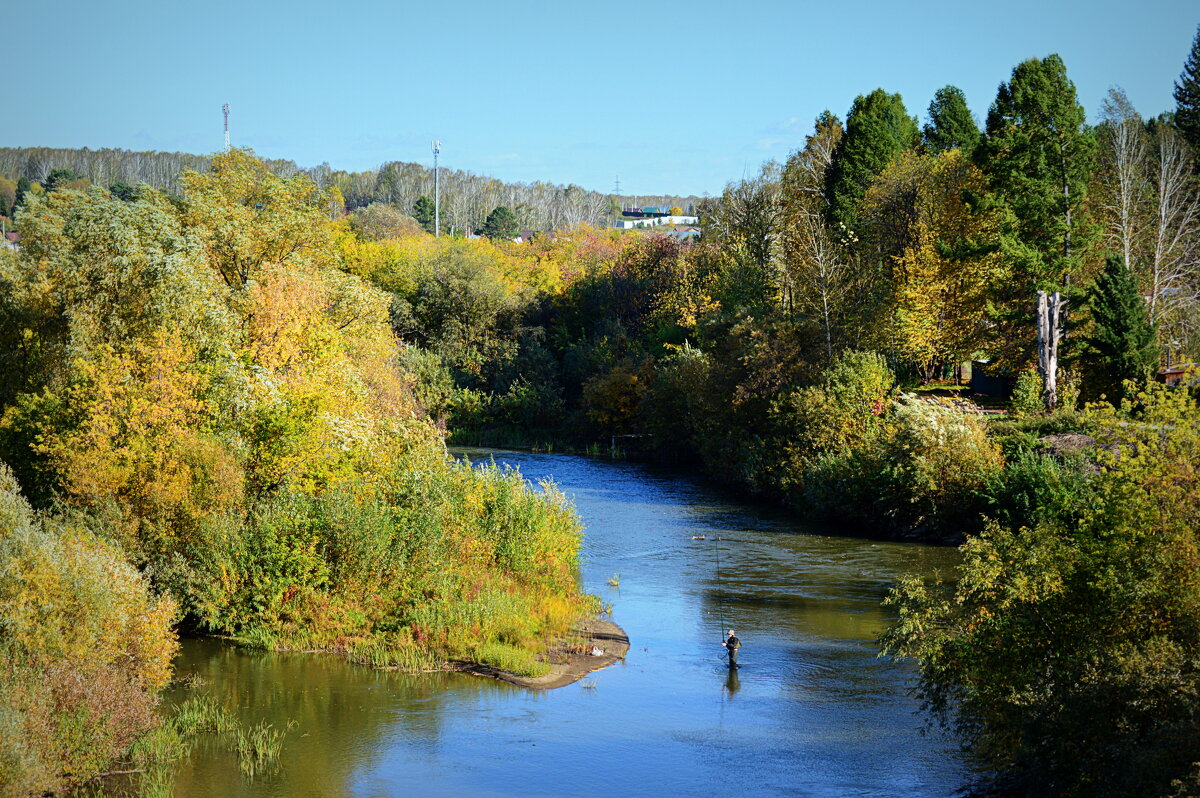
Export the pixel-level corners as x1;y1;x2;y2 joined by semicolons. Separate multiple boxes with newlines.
0;145;701;234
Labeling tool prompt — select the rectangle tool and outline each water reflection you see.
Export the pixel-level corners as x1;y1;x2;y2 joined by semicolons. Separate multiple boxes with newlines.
723;667;741;698
165;448;968;797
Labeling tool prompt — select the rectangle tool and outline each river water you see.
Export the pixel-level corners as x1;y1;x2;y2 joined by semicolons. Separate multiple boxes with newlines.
166;449;968;797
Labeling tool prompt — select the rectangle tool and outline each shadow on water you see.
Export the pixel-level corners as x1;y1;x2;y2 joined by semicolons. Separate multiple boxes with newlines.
164;447;971;797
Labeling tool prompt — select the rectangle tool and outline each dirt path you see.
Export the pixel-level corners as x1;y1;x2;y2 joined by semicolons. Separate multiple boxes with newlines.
455;618;629;690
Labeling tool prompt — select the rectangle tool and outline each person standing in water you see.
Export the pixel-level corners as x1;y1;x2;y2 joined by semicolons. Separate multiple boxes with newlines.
722;629;741;669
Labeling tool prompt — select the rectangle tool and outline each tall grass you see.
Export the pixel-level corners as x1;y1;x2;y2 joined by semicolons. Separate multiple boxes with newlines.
166;454;593;675
236;720;297;779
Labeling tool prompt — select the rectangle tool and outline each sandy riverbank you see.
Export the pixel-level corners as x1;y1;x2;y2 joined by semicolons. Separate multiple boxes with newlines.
455;617;629;690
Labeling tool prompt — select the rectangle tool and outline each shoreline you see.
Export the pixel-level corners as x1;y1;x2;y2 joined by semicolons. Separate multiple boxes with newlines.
453;617;629;690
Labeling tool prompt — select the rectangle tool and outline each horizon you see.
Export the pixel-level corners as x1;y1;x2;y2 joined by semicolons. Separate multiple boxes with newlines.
3;0;1197;197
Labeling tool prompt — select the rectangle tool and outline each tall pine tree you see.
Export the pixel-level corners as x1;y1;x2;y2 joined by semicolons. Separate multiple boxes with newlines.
480;205;519;240
978;54;1095;291
1081;254;1158;402
824;89;919;236
1174;25;1200;156
923;86;981;154
412;195;435;234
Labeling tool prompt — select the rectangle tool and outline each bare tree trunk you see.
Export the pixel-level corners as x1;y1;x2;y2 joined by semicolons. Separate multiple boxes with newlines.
1037;290;1066;411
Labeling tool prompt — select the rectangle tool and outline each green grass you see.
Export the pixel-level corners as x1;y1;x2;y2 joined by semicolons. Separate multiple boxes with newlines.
235;720;296;779
473;641;551;677
172;695;237;734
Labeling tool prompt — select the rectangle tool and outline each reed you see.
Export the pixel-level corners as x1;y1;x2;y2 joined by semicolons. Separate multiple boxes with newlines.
235;720;297;779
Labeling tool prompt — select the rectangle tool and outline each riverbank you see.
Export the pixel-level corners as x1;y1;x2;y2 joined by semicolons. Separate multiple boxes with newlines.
454;617;629;689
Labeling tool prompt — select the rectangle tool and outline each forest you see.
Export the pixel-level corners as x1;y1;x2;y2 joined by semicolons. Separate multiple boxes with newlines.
0;146;699;236
2;29;1200;798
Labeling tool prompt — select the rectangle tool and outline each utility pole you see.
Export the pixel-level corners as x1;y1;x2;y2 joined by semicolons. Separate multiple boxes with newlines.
432;140;441;237
223;104;230;152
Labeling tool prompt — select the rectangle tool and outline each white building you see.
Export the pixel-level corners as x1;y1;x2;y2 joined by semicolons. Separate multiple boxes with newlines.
612;215;699;229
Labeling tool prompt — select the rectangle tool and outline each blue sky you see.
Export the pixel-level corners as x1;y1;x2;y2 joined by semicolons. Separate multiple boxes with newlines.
4;0;1196;196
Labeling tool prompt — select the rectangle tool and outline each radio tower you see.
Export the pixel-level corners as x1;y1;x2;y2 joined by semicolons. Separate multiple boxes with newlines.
222;104;231;152
432;140;441;237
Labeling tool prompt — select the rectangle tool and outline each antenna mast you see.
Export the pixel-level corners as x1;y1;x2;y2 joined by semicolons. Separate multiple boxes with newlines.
432;140;441;237
222;104;231;152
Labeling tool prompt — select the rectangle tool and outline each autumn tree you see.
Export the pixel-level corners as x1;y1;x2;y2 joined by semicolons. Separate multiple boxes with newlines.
884;385;1200;795
701;162;781;311
0;176;15;217
350;202;423;241
182;148;335;291
863;149;1000;381
779;111;851;360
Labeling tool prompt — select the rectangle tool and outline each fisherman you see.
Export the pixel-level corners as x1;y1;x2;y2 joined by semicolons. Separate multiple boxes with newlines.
722;629;741;669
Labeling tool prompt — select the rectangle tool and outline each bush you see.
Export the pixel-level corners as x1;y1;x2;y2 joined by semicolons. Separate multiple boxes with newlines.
0;462;177;795
983;448;1090;531
1010;367;1044;417
884;383;1200;796
879;394;1004;528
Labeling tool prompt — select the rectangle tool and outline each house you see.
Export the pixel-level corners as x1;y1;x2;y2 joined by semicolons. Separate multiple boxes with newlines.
665;227;701;242
1;231;18;252
1159;363;1199;387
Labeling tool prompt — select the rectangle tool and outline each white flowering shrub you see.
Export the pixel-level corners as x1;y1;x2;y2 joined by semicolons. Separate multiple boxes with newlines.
885;393;1004;524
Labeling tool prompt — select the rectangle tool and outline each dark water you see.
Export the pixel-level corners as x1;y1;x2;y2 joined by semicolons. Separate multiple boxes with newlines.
166;449;967;797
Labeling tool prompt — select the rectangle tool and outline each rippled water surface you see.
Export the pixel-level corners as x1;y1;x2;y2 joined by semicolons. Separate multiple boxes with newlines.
168;449;967;796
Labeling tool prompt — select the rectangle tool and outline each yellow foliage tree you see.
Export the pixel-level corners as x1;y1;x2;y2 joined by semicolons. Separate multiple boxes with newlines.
865;149;1001;381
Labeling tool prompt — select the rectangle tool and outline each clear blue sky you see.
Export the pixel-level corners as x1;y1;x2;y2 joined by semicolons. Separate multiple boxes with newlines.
4;0;1197;197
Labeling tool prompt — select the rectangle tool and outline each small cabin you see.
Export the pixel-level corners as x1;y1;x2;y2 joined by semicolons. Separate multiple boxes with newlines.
1158;363;1199;387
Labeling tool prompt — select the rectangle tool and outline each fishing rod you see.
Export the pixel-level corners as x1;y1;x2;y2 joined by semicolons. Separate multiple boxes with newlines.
714;534;728;651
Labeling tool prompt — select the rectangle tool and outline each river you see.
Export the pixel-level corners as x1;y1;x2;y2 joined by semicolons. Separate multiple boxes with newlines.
165;448;968;796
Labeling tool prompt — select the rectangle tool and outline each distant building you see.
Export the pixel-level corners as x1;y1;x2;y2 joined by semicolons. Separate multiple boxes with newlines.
1;231;18;252
665;227;701;242
612;215;699;229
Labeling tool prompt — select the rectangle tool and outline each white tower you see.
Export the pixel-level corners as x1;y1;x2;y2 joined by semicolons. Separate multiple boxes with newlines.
223;104;231;152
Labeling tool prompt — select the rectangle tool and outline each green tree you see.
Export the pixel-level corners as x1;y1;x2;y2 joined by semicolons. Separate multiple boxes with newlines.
1080;254;1158;401
824;88;919;236
43;168;85;193
481;205;519;240
923;85;980;154
14;177;30;210
1173;24;1200;155
978;54;1096;292
108;181;140;201
413;195;435;233
0;177;15;217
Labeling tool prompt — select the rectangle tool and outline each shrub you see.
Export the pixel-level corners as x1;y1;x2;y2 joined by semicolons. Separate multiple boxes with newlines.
1010;367;1044;417
0;462;177;795
880;393;1004;527
884;383;1200;795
